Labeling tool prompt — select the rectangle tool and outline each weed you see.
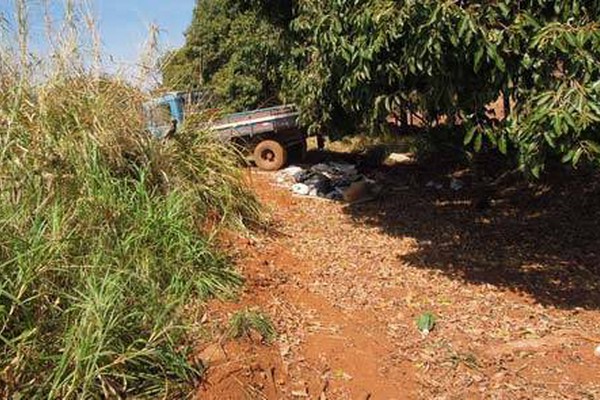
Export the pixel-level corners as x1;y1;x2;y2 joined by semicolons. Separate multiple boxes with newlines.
416;312;437;335
446;348;480;370
0;2;261;398
228;309;277;343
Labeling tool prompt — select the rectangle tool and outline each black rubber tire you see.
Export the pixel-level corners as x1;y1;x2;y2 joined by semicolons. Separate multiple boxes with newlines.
253;140;288;171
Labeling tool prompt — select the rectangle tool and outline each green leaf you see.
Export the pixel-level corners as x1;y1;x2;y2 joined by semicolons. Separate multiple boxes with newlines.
572;148;583;166
474;133;483;152
487;45;506;72
498;135;508;154
562;150;574;163
498;3;510;17
458;17;469;38
474;47;485;71
416;312;437;335
464;126;476;145
543;131;556;148
585;140;600;154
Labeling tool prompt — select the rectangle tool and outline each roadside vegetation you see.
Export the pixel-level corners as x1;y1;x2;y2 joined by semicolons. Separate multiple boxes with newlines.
0;2;260;398
228;308;277;343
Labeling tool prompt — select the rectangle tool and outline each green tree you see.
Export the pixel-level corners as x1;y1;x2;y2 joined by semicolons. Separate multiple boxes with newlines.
286;0;600;174
162;0;293;111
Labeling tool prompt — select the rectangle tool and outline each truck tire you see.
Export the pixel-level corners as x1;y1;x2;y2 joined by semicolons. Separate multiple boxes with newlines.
254;140;288;171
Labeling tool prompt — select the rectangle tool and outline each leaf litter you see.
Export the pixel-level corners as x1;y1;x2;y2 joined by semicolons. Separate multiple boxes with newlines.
198;167;600;399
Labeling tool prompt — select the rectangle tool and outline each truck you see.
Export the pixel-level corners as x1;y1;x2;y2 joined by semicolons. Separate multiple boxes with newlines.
143;92;307;171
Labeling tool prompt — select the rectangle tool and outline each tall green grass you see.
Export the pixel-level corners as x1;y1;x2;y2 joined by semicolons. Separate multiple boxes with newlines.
0;2;261;398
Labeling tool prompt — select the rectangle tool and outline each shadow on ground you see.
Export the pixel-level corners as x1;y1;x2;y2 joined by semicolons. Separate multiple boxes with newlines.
302;149;600;310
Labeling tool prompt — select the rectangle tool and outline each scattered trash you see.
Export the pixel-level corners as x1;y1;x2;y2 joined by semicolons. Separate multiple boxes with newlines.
426;180;443;190
276;162;380;203
416;312;437;336
426;179;466;191
450;178;464;191
291;183;310;196
277;166;304;183
312;162;357;177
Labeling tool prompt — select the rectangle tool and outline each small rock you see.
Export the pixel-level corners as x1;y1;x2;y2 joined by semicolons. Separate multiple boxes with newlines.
492;371;506;381
383;152;414;166
595;344;600;358
198;343;227;366
291;387;309;397
280;343;291;357
342;180;381;203
343;181;369;203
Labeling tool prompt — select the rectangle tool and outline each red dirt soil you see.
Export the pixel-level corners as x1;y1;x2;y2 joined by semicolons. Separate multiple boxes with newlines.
195;168;600;400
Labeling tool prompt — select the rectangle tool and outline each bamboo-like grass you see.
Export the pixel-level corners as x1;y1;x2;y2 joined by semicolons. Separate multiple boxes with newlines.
0;1;261;398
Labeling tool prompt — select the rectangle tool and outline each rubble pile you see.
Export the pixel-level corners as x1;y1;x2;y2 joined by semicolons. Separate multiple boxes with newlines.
275;162;380;203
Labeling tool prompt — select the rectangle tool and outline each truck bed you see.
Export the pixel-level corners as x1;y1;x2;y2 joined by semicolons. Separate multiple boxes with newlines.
211;105;300;140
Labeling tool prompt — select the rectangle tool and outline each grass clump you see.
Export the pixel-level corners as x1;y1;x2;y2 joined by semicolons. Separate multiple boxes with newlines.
228;309;277;343
0;3;261;398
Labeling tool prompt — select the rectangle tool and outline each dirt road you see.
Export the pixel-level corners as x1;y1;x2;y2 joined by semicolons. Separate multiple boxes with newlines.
197;168;600;399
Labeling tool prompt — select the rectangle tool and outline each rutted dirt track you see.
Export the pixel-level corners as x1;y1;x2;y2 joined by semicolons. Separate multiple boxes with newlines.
197;167;600;399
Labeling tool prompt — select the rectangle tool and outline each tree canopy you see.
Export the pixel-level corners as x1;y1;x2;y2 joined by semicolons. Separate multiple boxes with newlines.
164;0;600;175
162;0;293;111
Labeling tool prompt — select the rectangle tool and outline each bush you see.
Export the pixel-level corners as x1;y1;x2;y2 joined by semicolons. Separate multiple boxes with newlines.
288;1;600;176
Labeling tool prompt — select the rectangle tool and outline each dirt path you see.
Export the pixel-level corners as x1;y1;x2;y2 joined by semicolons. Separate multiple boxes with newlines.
197;169;600;400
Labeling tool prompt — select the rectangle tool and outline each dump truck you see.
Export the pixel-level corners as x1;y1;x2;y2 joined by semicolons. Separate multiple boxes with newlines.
143;92;307;170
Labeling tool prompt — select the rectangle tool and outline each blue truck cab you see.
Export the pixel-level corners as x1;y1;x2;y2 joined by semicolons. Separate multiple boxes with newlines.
143;92;307;170
143;92;189;139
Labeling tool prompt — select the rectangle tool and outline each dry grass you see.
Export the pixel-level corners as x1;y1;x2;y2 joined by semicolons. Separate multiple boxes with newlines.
0;2;261;398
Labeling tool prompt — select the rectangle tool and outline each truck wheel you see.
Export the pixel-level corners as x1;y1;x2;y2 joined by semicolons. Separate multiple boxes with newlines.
254;140;288;171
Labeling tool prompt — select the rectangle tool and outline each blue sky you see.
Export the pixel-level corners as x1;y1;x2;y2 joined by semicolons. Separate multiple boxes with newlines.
0;0;195;65
97;0;195;61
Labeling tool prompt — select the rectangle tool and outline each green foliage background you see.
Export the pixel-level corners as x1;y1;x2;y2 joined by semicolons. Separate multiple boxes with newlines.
162;0;294;111
164;0;600;175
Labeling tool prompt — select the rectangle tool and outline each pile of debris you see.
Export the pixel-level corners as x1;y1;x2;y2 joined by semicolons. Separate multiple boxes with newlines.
275;162;381;203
